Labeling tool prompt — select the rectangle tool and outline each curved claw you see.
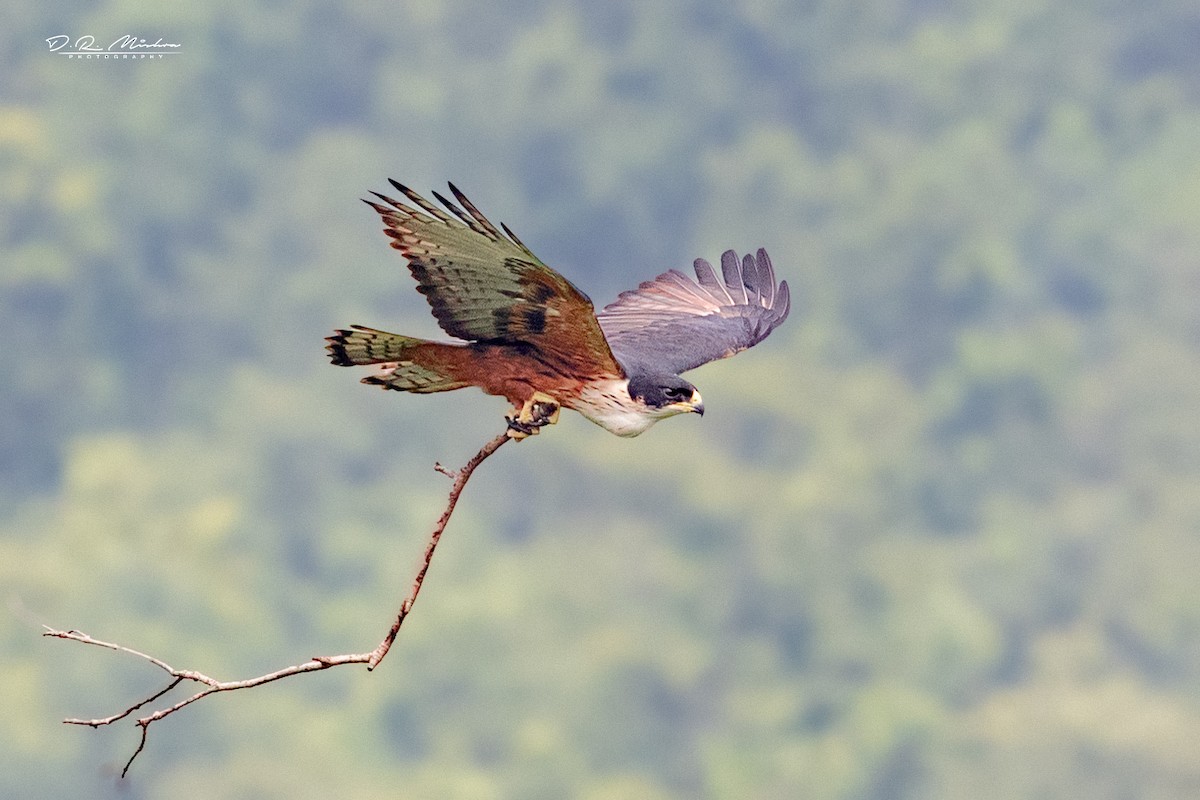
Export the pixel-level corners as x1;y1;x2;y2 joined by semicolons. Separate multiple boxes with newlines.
505;415;537;440
505;392;561;440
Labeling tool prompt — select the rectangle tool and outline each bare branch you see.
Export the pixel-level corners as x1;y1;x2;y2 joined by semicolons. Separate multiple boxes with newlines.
46;427;517;776
365;430;511;668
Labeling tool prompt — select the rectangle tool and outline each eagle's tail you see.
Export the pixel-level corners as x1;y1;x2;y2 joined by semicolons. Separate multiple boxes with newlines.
326;326;472;393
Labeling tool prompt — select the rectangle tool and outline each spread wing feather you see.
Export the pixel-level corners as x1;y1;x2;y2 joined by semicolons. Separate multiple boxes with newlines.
366;182;621;376
597;248;790;376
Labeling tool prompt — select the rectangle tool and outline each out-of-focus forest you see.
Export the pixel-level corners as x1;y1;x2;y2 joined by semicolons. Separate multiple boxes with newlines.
4;1;1200;797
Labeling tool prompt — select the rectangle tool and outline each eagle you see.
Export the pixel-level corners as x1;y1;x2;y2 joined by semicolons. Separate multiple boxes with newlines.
327;181;790;438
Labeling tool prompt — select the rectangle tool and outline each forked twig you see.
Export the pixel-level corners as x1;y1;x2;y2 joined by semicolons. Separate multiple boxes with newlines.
45;428;515;777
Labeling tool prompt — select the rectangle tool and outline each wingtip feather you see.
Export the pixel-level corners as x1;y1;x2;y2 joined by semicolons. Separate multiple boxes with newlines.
755;249;776;307
720;250;748;304
740;252;763;302
447;182;503;240
432;189;484;233
774;280;791;323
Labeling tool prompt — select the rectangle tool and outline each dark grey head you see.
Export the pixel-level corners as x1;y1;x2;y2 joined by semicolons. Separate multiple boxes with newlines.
627;374;704;416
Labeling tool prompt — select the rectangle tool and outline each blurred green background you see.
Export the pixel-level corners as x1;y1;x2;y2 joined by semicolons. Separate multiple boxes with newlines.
5;1;1200;797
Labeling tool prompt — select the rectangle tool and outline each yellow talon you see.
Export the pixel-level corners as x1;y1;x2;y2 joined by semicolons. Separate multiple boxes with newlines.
506;392;561;439
527;392;561;426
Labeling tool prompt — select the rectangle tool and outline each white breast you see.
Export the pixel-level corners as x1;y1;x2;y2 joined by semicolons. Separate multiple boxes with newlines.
573;379;660;437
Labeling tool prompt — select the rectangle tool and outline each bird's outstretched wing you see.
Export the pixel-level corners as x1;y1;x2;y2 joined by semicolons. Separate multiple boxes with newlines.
365;181;620;375
597;249;790;376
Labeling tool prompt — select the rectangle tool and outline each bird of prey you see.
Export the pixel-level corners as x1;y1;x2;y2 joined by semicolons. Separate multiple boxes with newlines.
327;181;790;438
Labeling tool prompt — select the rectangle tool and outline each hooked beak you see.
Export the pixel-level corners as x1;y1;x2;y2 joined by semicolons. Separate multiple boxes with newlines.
685;389;704;416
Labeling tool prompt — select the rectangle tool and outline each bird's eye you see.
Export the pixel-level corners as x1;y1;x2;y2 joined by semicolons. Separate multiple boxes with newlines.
666;387;685;399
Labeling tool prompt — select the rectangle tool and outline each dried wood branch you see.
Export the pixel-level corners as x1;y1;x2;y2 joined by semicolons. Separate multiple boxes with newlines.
46;428;517;777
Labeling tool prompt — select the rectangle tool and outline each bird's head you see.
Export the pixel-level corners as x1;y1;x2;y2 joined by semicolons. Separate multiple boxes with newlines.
627;374;705;419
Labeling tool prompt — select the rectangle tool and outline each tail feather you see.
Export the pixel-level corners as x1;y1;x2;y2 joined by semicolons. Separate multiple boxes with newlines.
327;325;422;366
326;326;471;393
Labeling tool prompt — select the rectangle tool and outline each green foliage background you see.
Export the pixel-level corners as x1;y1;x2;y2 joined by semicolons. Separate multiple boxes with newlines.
5;1;1200;797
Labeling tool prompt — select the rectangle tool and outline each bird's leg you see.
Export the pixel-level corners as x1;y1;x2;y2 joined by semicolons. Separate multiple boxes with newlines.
505;392;561;440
